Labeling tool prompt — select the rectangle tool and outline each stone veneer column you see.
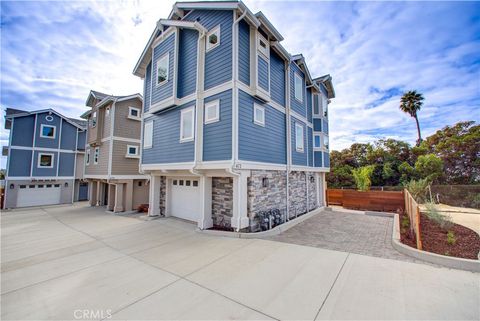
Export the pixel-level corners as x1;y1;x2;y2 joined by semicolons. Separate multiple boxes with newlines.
114;183;124;212
148;175;161;217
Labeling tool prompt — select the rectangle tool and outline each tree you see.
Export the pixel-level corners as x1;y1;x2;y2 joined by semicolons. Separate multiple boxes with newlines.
415;154;443;183
351;165;375;191
400;90;424;146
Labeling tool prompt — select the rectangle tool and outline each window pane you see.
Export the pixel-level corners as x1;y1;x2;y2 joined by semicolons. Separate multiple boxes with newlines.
144;122;153;148
313;94;319;115
128;147;137;155
209;33;218;45
157;55;168;84
181;110;193;139
314;135;321;148
193;181;198;187
294;74;303;101
296;124;304;151
254;106;264;124
324;136;329;149
42;126;54;137
40;154;52;166
207;105;216;120
130;109;138;117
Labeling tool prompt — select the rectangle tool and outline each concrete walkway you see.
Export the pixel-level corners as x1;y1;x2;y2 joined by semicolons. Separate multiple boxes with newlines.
1;204;478;320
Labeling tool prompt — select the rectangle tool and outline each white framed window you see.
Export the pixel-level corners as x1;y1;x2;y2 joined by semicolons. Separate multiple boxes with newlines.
94;147;99;164
257;33;269;58
92;111;97;127
180;107;195;142
323;135;329;150
295;123;304;152
86;148;90;165
314;133;321;149
126;145;139;158
206;25;220;52
40;124;56;139
128;107;141;121
143;121;153;149
313;94;321;116
294;73;303;102
253;104;265;126
38;153;54;168
156;53;169;85
204;100;220;124
323;95;329;117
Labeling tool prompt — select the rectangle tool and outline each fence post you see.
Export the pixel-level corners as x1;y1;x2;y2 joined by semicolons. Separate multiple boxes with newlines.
416;205;422;250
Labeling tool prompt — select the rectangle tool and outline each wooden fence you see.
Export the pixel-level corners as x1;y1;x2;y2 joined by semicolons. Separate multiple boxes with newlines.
404;189;422;250
326;189;405;213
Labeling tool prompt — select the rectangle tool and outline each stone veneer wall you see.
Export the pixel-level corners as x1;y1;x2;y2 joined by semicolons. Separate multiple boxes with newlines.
160;176;166;216
212;177;233;227
307;172;318;211
288;171;308;217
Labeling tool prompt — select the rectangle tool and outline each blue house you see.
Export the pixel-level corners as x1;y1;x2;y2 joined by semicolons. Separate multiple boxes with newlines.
133;0;335;231
3;108;88;208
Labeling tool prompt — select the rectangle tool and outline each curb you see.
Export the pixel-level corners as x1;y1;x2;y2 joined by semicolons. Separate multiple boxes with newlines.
197;207;324;238
392;214;480;272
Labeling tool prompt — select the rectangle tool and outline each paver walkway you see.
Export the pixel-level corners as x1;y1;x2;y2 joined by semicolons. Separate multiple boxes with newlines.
268;210;419;262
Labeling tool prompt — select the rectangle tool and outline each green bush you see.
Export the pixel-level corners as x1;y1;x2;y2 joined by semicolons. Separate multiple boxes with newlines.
351;165;375;191
415;154;444;183
447;231;456;245
424;201;453;230
404;178;430;203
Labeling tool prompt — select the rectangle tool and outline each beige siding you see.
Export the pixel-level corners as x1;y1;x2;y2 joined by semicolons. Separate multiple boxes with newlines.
132;179;149;208
111;140;141;176
113;98;142;139
102;106;112;138
87;105;107;145
75;153;85;179
85;141;110;176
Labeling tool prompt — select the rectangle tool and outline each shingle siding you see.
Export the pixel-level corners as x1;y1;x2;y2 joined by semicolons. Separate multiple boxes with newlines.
11;115;35;147
238;19;250;86
203;90;232;161
142;102;195;164
270;50;285;107
238;90;286;164
184;10;233;90
177;28;198;98
151;33;176;105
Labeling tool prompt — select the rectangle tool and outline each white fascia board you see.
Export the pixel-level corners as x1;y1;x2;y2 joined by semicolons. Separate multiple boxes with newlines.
175;1;240;11
255;11;284;41
116;93;144;102
7;109;85;130
158;19;207;34
271;41;290;61
133;26;159;78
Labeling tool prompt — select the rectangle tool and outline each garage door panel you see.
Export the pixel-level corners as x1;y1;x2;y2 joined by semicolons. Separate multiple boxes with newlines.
17;184;62;207
170;178;200;222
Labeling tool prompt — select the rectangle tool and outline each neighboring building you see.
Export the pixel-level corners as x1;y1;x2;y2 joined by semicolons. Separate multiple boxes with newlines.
133;1;335;231
3;108;88;208
81;90;149;212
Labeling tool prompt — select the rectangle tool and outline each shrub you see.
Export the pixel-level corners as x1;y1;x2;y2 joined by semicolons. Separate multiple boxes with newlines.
404;178;430;203
424;201;453;230
447;231;456;245
415;154;443;183
351;165;375;191
401;215;410;229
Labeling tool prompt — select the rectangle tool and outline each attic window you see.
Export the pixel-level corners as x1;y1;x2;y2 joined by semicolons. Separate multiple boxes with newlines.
257;33;269;58
206;26;220;52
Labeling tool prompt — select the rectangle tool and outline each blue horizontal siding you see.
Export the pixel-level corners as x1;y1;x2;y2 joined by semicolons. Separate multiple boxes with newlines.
32;150;58;176
238;90;286;164
177;28;198;98
58;152;75;176
307;88;313;123
314;151;323;167
60;122;77;151
308;127;313;167
142;102;195;164
313;119;322;131
185;10;233;90
8;149;32;176
270;50;285;106
319;83;328;97
35;112;61;149
238;19;250;86
290;62;306;117
258;56;269;92
11;115;35;147
151;33;175;105
323;152;330;168
291;117;308;166
144;61;152;112
203;90;232;161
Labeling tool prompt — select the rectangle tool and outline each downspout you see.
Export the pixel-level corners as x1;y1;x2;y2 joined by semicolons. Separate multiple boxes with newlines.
285;61;291;221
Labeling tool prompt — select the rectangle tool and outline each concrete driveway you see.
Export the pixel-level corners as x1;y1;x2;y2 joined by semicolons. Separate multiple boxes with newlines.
1;204;479;320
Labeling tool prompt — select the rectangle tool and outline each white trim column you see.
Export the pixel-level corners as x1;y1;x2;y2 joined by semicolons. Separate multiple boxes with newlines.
148;175;161;217
198;176;212;229
231;170;250;231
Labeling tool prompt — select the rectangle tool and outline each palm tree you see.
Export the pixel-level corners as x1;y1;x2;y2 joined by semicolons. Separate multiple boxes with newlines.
400;90;424;146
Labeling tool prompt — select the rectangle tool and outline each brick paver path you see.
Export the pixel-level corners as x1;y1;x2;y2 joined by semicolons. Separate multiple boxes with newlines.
268;210;420;262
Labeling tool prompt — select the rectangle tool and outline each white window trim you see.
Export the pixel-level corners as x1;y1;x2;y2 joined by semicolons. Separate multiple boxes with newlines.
40;124;56;139
253;104;265;127
295;123;304;153
128;106;141;121
86;148;90;165
156;53;169;86
126;145;140;158
37;152;54;168
180;107;195;143
313;93;321;117
143;121;153;149
92;111;97;128
257;32;270;59
204;100;220;124
206;25;221;52
294;72;303;103
313;133;322;150
94;147;99;164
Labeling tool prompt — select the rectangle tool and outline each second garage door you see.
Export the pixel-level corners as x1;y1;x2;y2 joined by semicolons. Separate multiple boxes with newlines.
170;178;200;222
17;184;62;207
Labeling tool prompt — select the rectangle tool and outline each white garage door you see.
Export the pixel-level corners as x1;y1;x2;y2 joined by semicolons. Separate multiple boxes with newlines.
17;184;62;207
170;178;200;222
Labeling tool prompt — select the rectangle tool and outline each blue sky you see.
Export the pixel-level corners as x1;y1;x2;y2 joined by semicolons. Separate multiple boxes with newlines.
1;0;479;168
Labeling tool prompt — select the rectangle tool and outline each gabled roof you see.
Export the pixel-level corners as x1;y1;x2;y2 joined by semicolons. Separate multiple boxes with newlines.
255;11;283;42
85;90;109;107
313;75;336;99
290;54;319;90
4;108;86;130
81;92;143;119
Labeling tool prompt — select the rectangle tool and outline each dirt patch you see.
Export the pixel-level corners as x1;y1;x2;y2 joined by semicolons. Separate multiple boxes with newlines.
400;212;480;260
